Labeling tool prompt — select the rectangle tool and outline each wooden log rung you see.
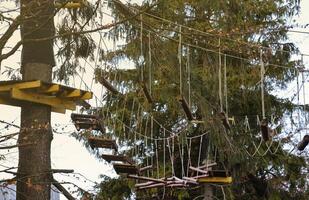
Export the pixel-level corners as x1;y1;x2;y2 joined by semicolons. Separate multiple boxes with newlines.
220;112;231;131
139;165;153;173
99;77;119;95
136;183;165;190
260;120;270;141
113;163;139;175
297;135;309;151
88;137;118;151
142;83;153;104
178;96;194;121
101;154;134;164
127;175;165;183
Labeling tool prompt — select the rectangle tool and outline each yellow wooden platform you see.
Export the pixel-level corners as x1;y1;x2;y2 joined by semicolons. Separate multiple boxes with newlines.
55;0;86;9
197;176;232;184
0;80;92;113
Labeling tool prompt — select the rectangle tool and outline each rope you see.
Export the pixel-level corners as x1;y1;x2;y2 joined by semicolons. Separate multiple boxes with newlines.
218;38;223;112
197;135;203;176
187;47;191;107
155;139;159;178
186;138;192;177
148;32;152;95
140;14;144;82
177;135;185;177
163;129;166;177
224;54;228;116
260;49;266;119
178;25;183;96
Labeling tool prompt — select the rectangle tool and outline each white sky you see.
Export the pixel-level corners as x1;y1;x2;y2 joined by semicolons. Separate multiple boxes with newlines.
0;1;309;199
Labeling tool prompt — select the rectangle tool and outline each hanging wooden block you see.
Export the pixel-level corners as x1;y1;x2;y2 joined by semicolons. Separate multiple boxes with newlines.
88;137;117;151
177;96;194;121
113;163;139;175
220;112;230;131
0;80;92;114
101;154;134;164
71;113;104;133
141;83;153;104
297;135;309;151
98;77;119;95
260;119;270;141
139;165;153;173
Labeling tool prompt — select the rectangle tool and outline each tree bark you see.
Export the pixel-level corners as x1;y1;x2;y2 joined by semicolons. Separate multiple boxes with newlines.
203;185;213;200
17;0;55;199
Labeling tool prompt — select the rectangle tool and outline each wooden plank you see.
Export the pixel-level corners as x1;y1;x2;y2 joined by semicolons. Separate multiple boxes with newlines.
99;77;119;94
0;96;66;114
197;176;232;184
11;88;76;110
65;89;82;98
80;92;93;100
0;80;41;92
42;84;60;93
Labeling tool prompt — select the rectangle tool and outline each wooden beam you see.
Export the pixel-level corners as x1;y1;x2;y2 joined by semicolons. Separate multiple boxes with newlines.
197;176;232;184
42;84;60;93
189;166;208;174
0;80;41;92
11;88;76;110
65;89;81;98
80;92;93;100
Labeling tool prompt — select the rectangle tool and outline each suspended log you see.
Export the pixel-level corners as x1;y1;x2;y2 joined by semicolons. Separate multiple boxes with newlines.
101;154;134;164
88;137;117;151
198;162;217;169
260;119;270;141
166;183;188;188
297;135;309;151
98;77;119;95
135;181;156;188
189;166;208;174
182;177;198;185
139;165;153;173
136;183;165;190
113;163;139;175
177;96;194;121
142;83;153;104
127;175;165;183
220;112;231;131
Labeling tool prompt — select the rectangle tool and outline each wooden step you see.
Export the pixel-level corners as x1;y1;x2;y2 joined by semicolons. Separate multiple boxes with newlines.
71;113;104;132
101;154;134;164
98;77;119;95
297;135;309;151
142;83;153;104
88;137;117;151
177;96;194;121
260;119;270;141
113;163;139;175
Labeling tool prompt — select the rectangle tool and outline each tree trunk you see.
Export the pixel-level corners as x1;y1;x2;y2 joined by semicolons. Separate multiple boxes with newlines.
17;0;55;199
203;185;213;200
